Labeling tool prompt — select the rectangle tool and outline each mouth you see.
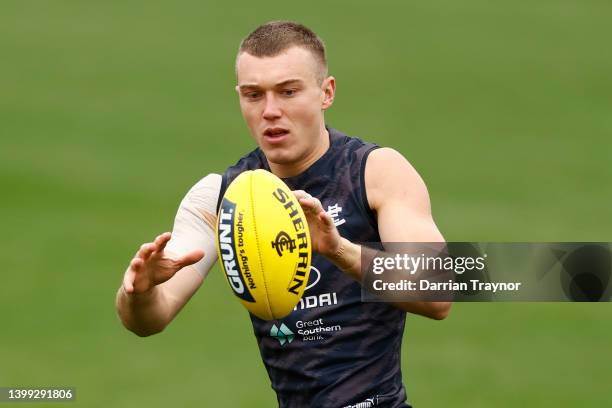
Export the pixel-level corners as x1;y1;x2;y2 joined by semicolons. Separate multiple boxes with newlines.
263;127;290;143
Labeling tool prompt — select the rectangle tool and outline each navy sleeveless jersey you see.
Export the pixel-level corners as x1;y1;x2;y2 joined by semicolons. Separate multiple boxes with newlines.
217;127;411;408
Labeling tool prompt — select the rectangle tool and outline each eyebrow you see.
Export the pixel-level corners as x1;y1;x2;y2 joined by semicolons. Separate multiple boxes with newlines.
238;78;304;91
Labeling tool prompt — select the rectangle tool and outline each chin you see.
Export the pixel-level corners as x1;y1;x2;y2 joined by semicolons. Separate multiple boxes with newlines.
264;151;296;164
261;148;300;165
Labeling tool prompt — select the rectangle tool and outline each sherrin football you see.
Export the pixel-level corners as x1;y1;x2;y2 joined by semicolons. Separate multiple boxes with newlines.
215;169;311;320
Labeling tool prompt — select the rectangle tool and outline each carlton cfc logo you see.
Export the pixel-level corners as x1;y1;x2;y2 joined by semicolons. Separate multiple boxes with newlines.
271;231;296;256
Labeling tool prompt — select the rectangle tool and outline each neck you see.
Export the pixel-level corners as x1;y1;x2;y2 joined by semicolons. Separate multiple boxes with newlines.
268;125;330;178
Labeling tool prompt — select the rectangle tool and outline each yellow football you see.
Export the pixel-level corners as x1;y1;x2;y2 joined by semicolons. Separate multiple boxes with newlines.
215;169;311;320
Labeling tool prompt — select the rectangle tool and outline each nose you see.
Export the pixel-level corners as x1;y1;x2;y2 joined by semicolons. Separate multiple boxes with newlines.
262;93;282;121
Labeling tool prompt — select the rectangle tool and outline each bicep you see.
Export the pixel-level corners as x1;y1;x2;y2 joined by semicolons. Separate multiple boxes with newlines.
377;201;444;243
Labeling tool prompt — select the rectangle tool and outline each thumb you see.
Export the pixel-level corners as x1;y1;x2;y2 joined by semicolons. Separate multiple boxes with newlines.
175;249;205;268
319;210;335;230
122;258;142;294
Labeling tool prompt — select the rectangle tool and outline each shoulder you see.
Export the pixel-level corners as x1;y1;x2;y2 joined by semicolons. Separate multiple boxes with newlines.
176;173;222;232
185;173;222;196
328;127;378;155
326;127;380;178
187;173;222;191
364;147;431;214
182;173;222;209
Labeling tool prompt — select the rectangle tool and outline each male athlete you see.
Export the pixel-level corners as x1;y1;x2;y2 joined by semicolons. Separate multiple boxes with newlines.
116;21;450;408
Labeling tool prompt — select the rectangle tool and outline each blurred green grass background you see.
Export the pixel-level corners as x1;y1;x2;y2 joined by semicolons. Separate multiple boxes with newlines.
1;0;611;406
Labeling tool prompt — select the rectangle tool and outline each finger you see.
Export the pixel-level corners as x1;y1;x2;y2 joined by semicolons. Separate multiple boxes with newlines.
136;243;148;257
154;232;172;253
292;190;307;200
297;192;314;207
175;249;205;268
130;257;143;271
318;211;335;229
123;266;136;293
137;243;156;260
299;195;323;215
123;257;143;293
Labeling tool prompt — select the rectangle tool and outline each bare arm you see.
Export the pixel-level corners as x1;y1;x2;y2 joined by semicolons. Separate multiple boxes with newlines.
115;174;221;336
294;148;451;320
115;235;205;336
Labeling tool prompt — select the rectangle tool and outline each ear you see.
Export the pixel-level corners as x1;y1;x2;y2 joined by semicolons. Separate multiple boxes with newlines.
321;76;336;110
235;85;240;95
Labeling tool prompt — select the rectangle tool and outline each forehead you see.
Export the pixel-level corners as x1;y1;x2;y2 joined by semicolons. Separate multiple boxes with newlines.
236;46;320;86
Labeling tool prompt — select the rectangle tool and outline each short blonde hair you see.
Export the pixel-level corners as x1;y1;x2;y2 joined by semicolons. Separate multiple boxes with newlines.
237;21;328;83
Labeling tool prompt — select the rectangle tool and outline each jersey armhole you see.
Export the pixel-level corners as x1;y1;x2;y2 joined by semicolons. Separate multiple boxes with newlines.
216;173;227;214
359;145;381;229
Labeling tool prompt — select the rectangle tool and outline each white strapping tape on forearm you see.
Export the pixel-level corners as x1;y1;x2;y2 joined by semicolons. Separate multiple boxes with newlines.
165;173;222;279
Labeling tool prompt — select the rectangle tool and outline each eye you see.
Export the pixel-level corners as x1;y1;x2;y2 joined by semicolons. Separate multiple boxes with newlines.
244;91;262;100
281;88;297;97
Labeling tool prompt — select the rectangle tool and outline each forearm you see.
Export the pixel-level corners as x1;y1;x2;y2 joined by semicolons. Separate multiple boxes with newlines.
327;237;363;280
327;238;451;320
115;285;173;337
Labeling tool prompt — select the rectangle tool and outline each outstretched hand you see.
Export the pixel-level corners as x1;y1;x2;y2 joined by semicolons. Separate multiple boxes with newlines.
292;190;342;260
122;232;204;294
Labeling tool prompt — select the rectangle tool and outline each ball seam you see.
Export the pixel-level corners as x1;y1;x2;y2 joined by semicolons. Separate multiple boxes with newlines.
250;171;274;319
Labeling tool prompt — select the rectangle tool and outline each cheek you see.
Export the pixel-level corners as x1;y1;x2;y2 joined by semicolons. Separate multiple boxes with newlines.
240;103;259;127
288;97;320;125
